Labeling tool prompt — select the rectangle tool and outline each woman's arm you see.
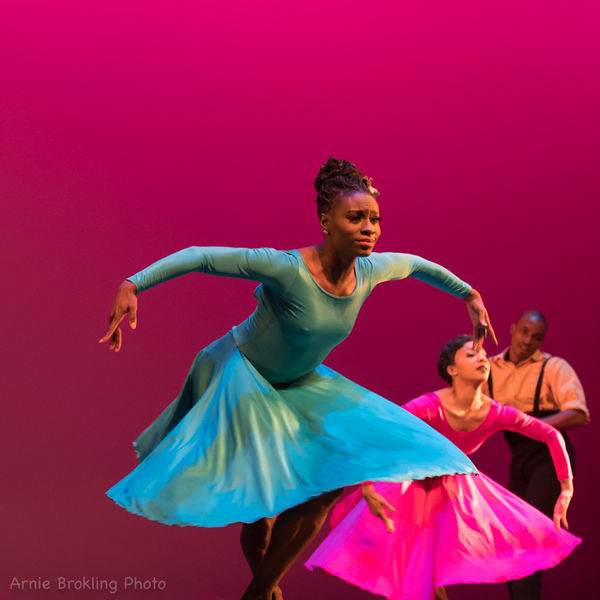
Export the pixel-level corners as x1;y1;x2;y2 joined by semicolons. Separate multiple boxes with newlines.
99;280;138;351
464;288;497;350
401;393;437;423
361;483;395;533
368;253;496;349
127;246;297;293
500;405;574;529
359;393;436;531
368;253;471;297
99;247;298;351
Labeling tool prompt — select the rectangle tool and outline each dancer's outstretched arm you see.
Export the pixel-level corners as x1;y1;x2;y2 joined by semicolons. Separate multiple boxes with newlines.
553;480;574;530
99;280;138;351
464;288;497;350
500;406;574;530
98;246;298;351
368;253;497;350
361;483;396;532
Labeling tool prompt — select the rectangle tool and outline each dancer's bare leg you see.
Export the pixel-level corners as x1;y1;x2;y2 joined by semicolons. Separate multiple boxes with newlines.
241;518;282;599
240;488;343;600
435;586;449;600
241;518;276;573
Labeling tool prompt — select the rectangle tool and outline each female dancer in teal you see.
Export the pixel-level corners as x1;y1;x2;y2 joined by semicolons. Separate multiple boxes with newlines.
99;158;496;600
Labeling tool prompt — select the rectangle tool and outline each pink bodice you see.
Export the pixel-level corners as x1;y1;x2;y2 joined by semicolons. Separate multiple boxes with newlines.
403;392;572;480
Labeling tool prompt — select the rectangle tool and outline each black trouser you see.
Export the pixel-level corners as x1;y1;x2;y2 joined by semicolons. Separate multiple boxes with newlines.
504;430;576;600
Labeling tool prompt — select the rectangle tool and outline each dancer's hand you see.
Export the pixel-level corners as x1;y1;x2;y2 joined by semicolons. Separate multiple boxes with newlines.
553;479;573;530
465;289;497;351
362;484;395;533
98;280;138;352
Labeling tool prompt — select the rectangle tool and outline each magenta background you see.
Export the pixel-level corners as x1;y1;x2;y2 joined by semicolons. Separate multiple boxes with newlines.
2;1;598;599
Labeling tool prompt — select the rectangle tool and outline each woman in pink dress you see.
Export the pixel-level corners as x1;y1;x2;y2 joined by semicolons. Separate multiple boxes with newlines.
305;335;580;600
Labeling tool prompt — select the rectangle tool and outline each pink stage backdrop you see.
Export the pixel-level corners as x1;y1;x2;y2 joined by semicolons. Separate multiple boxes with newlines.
2;1;598;599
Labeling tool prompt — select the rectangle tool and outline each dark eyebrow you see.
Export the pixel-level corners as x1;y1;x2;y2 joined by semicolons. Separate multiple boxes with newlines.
346;209;380;216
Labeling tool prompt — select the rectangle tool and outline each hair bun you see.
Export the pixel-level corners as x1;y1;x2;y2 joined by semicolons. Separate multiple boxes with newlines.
314;157;361;192
314;157;379;215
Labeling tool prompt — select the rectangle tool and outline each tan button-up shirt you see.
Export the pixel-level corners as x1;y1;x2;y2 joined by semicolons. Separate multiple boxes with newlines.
485;348;589;416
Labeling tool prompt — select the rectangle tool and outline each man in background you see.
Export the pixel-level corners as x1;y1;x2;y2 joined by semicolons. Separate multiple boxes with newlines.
486;310;589;600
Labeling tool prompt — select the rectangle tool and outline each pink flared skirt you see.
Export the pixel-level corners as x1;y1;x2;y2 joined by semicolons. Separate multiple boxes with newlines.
305;473;581;600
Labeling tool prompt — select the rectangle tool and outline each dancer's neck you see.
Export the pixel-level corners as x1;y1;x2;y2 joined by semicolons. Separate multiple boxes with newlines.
316;244;356;285
442;380;485;415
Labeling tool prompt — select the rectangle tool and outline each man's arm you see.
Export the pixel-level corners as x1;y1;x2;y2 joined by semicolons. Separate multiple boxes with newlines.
544;357;589;430
541;408;590;430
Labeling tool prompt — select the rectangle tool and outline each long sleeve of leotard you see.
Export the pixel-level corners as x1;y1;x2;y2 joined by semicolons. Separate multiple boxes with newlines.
497;405;573;480
402;394;436;422
366;253;472;298
127;247;299;295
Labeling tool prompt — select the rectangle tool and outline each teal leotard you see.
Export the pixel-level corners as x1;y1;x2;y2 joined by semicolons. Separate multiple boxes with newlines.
107;247;475;526
129;247;471;382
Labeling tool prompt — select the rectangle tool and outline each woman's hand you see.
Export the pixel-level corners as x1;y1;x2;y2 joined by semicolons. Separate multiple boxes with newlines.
553;479;574;530
98;280;138;352
465;289;497;351
362;484;395;533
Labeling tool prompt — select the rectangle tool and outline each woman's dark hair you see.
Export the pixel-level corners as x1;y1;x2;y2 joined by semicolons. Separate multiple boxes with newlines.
314;157;379;215
437;335;473;384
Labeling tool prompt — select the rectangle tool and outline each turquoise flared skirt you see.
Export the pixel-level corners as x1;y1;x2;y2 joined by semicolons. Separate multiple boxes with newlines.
106;333;476;527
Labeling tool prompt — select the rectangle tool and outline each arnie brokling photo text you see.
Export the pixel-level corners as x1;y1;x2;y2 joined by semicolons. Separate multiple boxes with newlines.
9;575;167;594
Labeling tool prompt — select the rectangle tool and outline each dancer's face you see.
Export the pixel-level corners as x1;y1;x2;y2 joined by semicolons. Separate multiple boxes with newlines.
509;314;546;363
320;192;381;258
447;341;490;384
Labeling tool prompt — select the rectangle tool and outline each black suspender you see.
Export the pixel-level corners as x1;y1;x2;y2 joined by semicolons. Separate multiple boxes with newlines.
533;357;552;413
488;356;552;413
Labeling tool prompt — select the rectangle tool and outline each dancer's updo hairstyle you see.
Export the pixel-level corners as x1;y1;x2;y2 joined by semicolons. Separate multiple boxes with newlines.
314;157;380;216
437;335;473;384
